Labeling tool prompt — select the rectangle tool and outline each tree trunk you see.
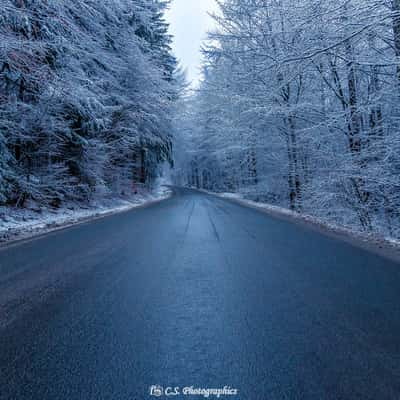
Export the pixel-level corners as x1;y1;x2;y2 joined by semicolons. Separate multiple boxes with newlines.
140;149;146;184
286;115;302;211
289;115;301;211
248;147;258;186
346;40;361;154
393;0;400;84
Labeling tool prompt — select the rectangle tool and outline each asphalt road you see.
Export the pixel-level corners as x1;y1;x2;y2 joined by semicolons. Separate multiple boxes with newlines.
1;188;400;399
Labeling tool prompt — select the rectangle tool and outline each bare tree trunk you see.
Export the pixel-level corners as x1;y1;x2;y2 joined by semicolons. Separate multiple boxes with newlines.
345;38;372;230
285;115;302;211
346;40;361;154
288;115;302;211
286;132;296;211
368;65;384;149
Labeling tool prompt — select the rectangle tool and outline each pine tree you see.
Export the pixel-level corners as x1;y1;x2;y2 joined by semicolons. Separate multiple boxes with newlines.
0;0;178;206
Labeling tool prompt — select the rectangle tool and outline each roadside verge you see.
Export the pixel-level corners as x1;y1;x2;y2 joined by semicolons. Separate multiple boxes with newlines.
205;190;400;263
0;186;172;247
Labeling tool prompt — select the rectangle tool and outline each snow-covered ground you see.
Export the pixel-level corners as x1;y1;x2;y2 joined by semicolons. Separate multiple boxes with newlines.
212;191;400;261
0;185;172;245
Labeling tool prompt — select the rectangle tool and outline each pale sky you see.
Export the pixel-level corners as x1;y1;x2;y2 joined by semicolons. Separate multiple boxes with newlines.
166;0;219;86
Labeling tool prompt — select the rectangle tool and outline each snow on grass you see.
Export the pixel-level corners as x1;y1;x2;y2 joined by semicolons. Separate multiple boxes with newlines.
0;185;172;245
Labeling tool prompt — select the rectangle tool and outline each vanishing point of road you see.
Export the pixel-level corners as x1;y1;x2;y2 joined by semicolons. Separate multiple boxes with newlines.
0;188;400;399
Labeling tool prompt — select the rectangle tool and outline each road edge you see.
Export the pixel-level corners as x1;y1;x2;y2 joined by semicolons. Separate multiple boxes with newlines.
0;188;174;250
200;189;400;263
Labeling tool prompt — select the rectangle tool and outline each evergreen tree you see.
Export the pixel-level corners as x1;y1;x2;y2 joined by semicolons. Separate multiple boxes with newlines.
0;0;178;206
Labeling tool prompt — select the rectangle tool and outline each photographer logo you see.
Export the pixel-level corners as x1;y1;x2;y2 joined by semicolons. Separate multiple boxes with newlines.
150;385;164;397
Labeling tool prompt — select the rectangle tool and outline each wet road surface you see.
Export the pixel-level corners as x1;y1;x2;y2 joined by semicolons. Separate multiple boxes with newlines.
1;188;400;399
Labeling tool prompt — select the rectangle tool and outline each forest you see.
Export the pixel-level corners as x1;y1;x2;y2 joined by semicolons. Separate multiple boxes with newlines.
0;0;177;207
2;0;400;241
175;0;400;239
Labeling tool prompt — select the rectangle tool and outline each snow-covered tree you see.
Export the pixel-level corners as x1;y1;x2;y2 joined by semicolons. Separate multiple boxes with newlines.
178;0;400;237
0;0;177;207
